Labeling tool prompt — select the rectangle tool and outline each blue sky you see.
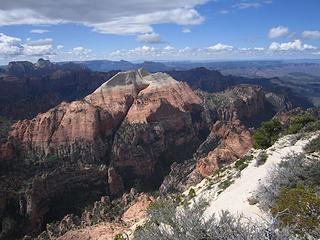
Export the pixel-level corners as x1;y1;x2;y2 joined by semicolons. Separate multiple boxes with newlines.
0;0;320;64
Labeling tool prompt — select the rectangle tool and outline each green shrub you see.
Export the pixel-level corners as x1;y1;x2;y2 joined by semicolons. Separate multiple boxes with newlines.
304;135;320;153
218;179;234;190
255;151;268;166
188;188;196;199
0;116;11;141
271;185;320;234
287;114;316;134
253;119;283;149
235;158;249;171
134;199;295;240
113;234;127;240
304;120;320;132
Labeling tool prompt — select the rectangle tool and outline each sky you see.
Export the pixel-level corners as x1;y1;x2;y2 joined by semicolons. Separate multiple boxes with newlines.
0;0;320;64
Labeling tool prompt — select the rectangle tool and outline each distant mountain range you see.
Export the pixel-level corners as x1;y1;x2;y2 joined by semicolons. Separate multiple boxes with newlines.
0;58;319;120
70;59;320;77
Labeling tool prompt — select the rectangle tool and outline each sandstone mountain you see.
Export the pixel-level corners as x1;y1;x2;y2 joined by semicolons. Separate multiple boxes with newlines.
0;69;272;239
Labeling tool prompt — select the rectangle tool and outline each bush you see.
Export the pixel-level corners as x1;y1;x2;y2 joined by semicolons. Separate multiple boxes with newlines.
304;120;320;132
271;185;320;235
0;116;11;141
287;114;316;134
113;234;128;240
235;155;253;171
255;151;268;166
218;178;234;190
188;188;196;199
304;135;320;153
255;153;320;239
134;199;294;240
255;154;306;210
253;119;283;149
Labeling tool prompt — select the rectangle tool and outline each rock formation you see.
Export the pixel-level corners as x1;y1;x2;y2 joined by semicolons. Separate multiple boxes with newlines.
0;69;271;239
196;120;253;176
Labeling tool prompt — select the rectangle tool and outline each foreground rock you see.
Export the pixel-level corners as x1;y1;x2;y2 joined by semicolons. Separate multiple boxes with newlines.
57;194;154;240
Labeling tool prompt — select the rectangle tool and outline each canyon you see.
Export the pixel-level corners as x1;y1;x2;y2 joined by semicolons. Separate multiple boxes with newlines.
0;66;294;239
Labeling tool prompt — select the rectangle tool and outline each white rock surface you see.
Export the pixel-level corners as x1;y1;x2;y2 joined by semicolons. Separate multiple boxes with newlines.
188;132;320;222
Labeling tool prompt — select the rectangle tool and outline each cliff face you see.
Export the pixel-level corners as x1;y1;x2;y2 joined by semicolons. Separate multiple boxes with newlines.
0;69;269;239
159;86;264;195
196;120;253;177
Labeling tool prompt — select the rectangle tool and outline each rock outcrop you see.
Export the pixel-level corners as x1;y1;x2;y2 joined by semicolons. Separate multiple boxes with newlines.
196;120;253;176
0;69;206;238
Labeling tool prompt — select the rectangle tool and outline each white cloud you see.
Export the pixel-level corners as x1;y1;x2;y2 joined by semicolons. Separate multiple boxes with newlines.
0;0;207;35
22;38;54;56
268;26;289;38
164;45;175;50
182;27;191;33
0;33;22;56
30;29;49;34
219;10;230;14
302;30;320;39
70;46;92;56
208;43;233;51
57;45;64;50
137;32;162;44
0;33;57;59
233;2;261;9
23;44;53;56
26;38;53;46
107;40;319;61
269;39;317;51
88;8;204;35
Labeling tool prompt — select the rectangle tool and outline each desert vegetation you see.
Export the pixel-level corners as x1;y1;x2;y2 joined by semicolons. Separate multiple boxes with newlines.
133;198;295;240
253;113;319;149
0;116;11;141
304;135;320;153
255;153;320;238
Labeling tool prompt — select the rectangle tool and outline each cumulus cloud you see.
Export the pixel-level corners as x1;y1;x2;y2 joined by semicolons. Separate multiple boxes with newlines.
0;0;207;35
22;38;54;56
108;40;318;61
70;47;92;56
30;29;49;34
57;45;64;50
302;30;320;39
0;33;56;58
269;39;317;51
137;32;162;44
208;43;234;51
0;33;22;56
268;26;289;38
